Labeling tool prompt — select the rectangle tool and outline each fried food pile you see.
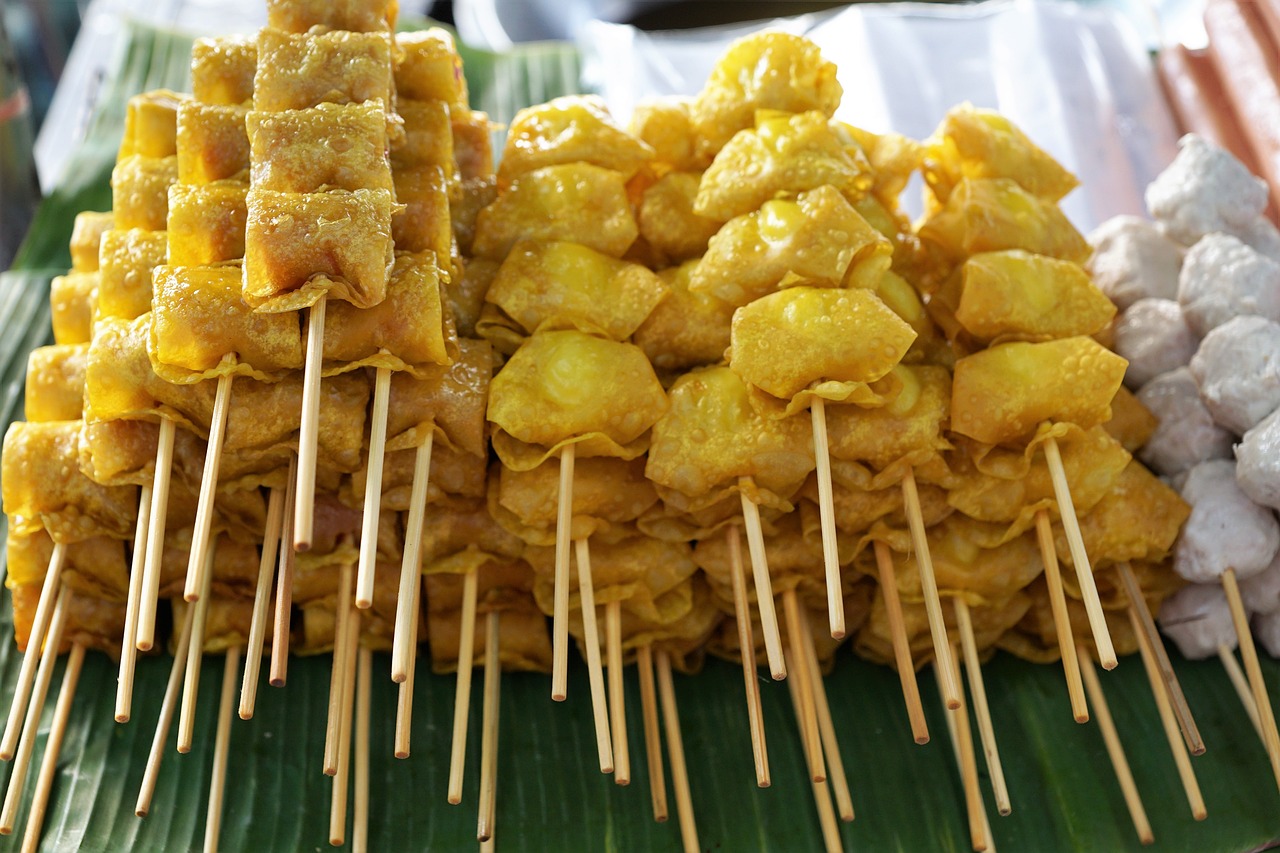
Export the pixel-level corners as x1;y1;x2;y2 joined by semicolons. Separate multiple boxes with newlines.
1;10;1196;851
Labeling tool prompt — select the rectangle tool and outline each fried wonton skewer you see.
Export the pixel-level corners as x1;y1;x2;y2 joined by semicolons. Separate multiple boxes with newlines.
954;597;1010;815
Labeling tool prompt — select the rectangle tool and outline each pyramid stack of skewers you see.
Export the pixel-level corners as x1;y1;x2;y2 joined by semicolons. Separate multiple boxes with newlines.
2;1;1280;850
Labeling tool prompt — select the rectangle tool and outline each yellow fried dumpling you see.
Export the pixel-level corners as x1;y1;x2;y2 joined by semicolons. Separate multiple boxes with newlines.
925;103;1079;204
385;338;492;458
252;28;393;113
225;371;370;472
87;316;210;431
69;211;113;273
6;531;129;601
487;330;668;469
247;101;392;193
472;163;639;261
478;240;667;350
824;364;952;474
728;286;916;412
690;31;841;160
167;181;247;265
190;36;256;106
118;90;183;161
97;228;167;321
1103;385;1157;453
2;421;138;542
394;29;468;107
645;365;813;504
946;425;1132;531
499;95;654;187
110;154;178;231
637;171;723;264
50;272;97;345
492;456;658;545
947;250;1116;344
1064;461;1189;568
392;166;452;261
695;110;872;222
243;187;396;311
918;177;1089;264
838;123;923;205
321;250;453;376
393;99;456;179
633;259;735;374
628;97;702;172
452;109;495;181
24;345;86;424
691;185;891;307
176;101;249;184
951;337;1128;446
150;263;304;383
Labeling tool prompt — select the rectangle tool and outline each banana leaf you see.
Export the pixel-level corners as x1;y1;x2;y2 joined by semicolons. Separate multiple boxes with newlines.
1;16;1278;853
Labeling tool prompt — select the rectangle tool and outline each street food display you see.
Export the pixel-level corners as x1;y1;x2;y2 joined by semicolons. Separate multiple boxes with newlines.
6;4;1280;851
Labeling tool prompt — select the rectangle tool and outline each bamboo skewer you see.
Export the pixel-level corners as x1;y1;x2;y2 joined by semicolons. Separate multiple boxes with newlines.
1116;562;1202;753
295;295;327;552
394;575;422;760
575;537;614;775
1221;567;1280;793
137;416;175;651
607;599;630;786
356;365;392;610
787;672;843;853
136;603;195;817
270;454;298;688
1127;607;1206;820
739;482;786;680
184;373;233;602
954;598;1011;815
354;645;372;853
903;468;959;709
205;644;241;853
1079;646;1153;844
872;540;929;744
727;526;770;785
116;484;151;722
1;587;70;828
2;542;66;757
17;642;83;853
330;629;361;844
783;588;824;783
448;568;479;804
1043;436;1116;669
810;397;845;639
1218;644;1264;743
1034;510;1087;723
392;432;433;683
796;602;854;822
325;562;355;774
178;543;217;753
636;643;669;822
240;485;285;719
934;650;988;852
656;650;699;853
551;443;575;702
477;611;501;843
